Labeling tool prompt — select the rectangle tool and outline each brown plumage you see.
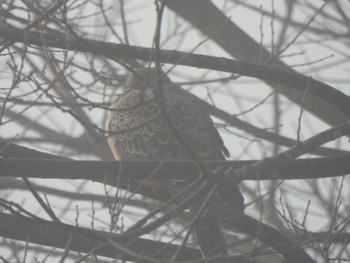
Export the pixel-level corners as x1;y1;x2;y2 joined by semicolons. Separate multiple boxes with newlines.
108;69;228;161
108;68;244;261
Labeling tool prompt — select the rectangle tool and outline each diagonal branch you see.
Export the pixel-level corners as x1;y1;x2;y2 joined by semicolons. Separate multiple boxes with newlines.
0;211;201;262
165;0;348;126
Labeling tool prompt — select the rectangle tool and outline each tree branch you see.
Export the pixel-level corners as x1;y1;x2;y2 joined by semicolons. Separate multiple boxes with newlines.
0;25;349;120
165;0;349;127
0;211;201;262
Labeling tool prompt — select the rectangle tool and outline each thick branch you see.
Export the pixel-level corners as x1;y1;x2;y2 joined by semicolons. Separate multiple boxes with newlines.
166;0;349;126
0;26;349;120
0;211;201;262
1;154;349;182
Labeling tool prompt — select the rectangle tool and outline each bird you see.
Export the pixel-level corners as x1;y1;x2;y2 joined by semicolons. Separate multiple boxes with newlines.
107;67;245;262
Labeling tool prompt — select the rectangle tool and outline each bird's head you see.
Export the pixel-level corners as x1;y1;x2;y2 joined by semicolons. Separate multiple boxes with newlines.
125;67;171;91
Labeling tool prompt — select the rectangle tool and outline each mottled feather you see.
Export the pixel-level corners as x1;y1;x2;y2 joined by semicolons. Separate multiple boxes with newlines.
108;68;245;261
108;69;229;162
